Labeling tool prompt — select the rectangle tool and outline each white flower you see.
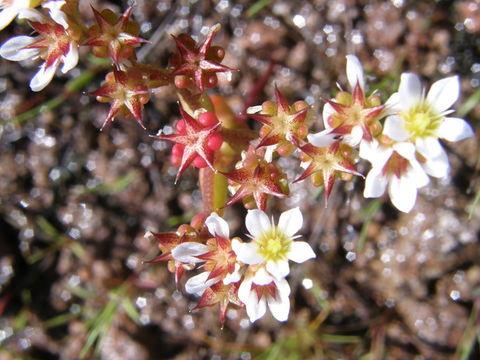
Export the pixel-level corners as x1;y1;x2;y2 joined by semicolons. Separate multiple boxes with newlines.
0;2;78;91
171;212;241;296
0;0;42;30
383;73;474;178
233;207;316;279
308;55;386;148
361;140;429;213
238;267;291;323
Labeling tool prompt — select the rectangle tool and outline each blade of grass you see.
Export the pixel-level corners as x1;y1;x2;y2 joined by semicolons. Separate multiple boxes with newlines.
80;170;138;196
121;298;140;324
246;0;270;19
319;333;362;344
80;299;119;358
458;88;480;118
43;312;79;329
455;304;479;360
469;189;480;219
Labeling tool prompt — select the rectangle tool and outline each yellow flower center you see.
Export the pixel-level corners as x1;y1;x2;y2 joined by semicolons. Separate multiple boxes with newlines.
256;227;291;262
401;100;443;140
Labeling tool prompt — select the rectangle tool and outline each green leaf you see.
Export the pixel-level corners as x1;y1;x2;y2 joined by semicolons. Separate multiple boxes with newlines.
246;0;270;19
122;298;140;324
458;88;480;118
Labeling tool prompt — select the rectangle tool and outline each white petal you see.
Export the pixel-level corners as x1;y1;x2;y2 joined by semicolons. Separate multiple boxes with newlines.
274;276;291;298
383;115;410;141
416;137;443;159
185;272;218;296
246;293;266;323
234;242;263;265
17;8;45;22
266;260;290;279
0;35;38;61
407;160;430;188
267;290;290;322
359;138;378;162
399;73;423;109
171;242;209;263
388;175;417;213
346;54;365;90
288;241;316;263
277;207;303;237
426;76;459;113
438;117;474;142
245;209;271;239
0;6;19;30
307;128;337;147
322;101;335;128
392;142;416;160
205;212;230;238
384;92;401;114
30;62;57;91
238;278;266;323
364;167;387;198
422;149;449;178
61;42;78;73
343;125;363;147
362;142;393;167
43;1;68;28
223;264;241;285
252;267;273;285
237;275;253;303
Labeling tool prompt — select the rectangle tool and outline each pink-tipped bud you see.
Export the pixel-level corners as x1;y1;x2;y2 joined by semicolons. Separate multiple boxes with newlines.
172;143;185;157
174;75;191;89
207;132;223;151
277;142;294;157
190;213;207;230
205;74;218;89
175;119;186;133
193;155;208;168
198;112;219;127
171;154;182;167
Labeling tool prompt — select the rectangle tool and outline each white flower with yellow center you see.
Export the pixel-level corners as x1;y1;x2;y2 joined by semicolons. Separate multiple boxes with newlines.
383;73;474;178
233;207;316;279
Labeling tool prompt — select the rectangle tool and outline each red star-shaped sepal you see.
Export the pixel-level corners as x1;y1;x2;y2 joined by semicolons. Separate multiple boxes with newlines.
222;146;289;210
324;83;385;142
26;18;77;70
84;6;148;65
249;86;310;156
145;214;210;286
90;65;169;130
295;141;363;204
154;107;223;183
197;236;237;282
145;231;189;286
194;281;242;329
170;24;236;92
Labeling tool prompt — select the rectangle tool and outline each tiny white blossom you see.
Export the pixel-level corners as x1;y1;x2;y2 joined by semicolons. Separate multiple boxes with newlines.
383;73;474;178
233;207;315;280
309;55;387;149
171;212;240;295
0;2;78;91
238;267;291;323
361;140;429;213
